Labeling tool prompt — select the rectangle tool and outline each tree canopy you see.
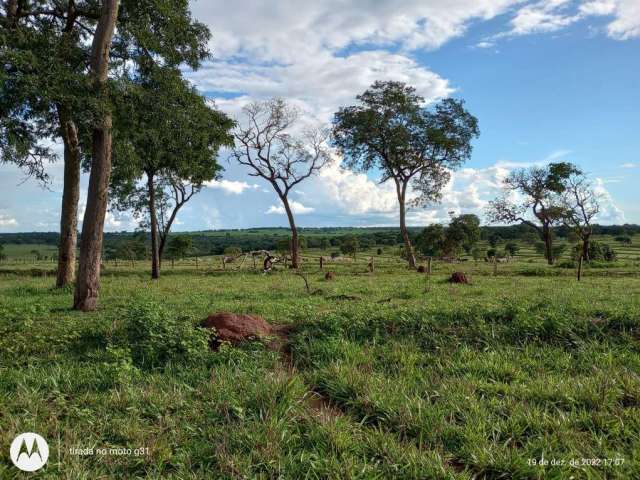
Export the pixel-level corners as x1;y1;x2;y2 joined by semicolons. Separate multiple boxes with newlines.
333;81;479;268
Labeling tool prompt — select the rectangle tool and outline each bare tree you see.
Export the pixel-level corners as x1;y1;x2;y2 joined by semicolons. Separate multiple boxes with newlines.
487;163;578;265
561;172;600;261
232;98;330;268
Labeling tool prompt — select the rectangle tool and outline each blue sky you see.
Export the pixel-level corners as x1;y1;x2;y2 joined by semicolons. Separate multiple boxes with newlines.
1;0;638;232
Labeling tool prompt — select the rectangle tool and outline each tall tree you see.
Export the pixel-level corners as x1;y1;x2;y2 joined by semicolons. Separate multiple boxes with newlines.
110;66;233;279
73;0;119;310
560;170;600;261
487;162;579;265
2;0;213;307
333;81;479;269
232;98;330;268
1;0;94;287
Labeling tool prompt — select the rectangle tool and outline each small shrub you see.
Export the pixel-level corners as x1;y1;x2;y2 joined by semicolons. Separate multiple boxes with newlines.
111;301;209;370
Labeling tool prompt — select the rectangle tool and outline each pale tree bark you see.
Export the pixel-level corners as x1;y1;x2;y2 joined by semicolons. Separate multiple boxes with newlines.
73;0;119;311
147;172;160;279
396;178;417;269
281;195;299;268
56;105;81;287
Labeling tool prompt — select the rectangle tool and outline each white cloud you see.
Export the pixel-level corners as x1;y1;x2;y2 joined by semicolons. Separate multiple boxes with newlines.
509;0;580;36
620;162;639;168
0;213;18;228
205;179;258;195
189;50;453;122
593;177;626;223
581;0;640;40
190;0;522;60
503;0;640;40
266;200;315;215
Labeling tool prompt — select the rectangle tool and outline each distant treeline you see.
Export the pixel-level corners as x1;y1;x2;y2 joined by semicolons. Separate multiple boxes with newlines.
2;224;639;257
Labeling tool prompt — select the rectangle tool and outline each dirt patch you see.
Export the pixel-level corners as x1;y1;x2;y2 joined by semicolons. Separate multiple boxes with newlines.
324;271;336;281
417;265;426;273
202;312;273;345
449;272;470;284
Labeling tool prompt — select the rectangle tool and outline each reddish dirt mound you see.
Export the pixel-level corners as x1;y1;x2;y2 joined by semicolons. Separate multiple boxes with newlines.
202;312;272;345
325;271;336;280
417;265;426;273
449;272;469;284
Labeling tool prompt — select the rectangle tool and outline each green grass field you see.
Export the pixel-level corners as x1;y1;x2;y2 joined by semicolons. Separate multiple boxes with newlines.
1;249;639;478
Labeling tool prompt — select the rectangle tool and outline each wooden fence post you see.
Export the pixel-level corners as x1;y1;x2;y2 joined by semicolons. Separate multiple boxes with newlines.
195;256;199;269
493;256;497;276
319;256;324;270
427;256;432;275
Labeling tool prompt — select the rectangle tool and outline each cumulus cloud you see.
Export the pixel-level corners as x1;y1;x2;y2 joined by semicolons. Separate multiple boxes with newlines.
502;0;640;39
508;0;580;36
190;0;522;60
266;200;315;215
0;213;18;228
205;179;258;195
593;177;626;223
189;50;453;122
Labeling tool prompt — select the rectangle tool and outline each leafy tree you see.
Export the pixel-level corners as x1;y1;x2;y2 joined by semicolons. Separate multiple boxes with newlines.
471;246;484;261
320;238;331;250
1;1;100;288
115;234;147;262
487;162;579;265
232;98;330;268
340;235;359;258
415;224;446;257
110;66;233;279
0;243;6;261
504;242;520;256
488;233;501;248
615;235;632;244
446;214;480;255
560;169;600;261
167;235;192;260
333;81;479;268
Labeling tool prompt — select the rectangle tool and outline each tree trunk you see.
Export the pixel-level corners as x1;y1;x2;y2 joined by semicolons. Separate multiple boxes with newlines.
147;173;160;279
396;180;416;269
281;196;299;268
582;233;590;262
543;223;554;265
56;105;81;287
158;200;183;263
73;0;119;311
